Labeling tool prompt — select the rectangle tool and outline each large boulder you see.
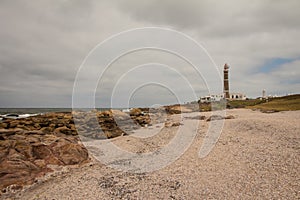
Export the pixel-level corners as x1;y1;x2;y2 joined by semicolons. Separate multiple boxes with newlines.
0;128;89;191
52;141;88;165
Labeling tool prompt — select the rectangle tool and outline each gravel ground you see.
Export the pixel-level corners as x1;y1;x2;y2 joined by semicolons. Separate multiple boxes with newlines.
2;109;300;199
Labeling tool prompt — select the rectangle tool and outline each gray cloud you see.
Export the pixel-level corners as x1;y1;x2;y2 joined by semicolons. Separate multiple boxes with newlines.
0;0;299;107
116;0;300;35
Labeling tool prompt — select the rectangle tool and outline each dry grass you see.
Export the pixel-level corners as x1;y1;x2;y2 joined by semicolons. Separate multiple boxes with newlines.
248;94;300;111
227;99;265;108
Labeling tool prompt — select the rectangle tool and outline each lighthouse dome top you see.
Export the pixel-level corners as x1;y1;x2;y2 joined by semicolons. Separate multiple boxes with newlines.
224;63;230;69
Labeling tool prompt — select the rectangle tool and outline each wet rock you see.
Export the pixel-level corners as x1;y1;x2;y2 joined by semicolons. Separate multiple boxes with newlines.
5;114;19;118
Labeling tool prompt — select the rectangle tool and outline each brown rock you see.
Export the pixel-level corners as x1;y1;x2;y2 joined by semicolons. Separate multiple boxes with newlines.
54;126;74;135
32;144;52;160
165;105;182;115
225;115;235;119
0;146;9;162
130;108;142;116
32;144;62;165
186;115;206;120
56;123;64;128
26;130;45;135
52;142;88;165
171;122;182;127
40;126;54;133
0;122;9;129
33;159;46;168
206;115;235;121
14;140;33;159
0;123;89;191
33;123;41;130
134;116;151;126
0;128;24;136
0;159;40;189
68;124;76;131
9;121;19;129
105;130;124;139
100;110;112;118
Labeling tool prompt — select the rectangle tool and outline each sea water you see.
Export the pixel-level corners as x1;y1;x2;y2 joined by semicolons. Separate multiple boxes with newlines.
0;108;121;120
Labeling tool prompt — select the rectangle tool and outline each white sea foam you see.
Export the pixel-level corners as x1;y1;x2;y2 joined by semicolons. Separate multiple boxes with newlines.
0;113;40;120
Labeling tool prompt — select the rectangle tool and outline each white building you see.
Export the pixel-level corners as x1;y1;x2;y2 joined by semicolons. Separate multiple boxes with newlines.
200;92;246;103
229;92;247;100
200;94;224;103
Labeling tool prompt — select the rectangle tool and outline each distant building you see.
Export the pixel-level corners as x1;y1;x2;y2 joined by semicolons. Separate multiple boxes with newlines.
200;94;224;103
199;63;246;102
199;96;211;103
200;92;246;103
229;92;246;100
262;89;266;98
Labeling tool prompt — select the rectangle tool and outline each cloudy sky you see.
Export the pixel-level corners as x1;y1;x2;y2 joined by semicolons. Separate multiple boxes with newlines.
0;0;299;108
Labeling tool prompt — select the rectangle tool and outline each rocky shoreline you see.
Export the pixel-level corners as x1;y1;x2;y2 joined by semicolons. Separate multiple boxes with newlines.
0;106;196;193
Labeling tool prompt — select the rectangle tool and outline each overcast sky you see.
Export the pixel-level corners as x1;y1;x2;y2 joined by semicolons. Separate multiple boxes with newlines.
0;0;299;108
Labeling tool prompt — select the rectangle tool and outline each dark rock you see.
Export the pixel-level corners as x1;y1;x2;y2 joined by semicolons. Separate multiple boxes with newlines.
186;115;206;120
206;115;223;121
225;115;235;119
206;115;235;121
5;114;19;118
171;122;182;127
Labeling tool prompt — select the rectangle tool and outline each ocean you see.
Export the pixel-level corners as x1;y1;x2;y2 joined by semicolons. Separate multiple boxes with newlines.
0;108;73;115
0;108;119;120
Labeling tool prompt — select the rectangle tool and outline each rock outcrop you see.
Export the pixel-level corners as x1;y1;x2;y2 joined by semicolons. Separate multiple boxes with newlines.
0;128;88;191
0;107;189;192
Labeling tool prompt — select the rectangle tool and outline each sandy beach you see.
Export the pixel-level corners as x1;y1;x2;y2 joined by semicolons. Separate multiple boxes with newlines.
2;108;299;199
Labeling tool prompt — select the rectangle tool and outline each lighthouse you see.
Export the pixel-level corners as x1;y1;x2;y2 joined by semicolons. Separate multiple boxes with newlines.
199;63;246;102
224;63;230;99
